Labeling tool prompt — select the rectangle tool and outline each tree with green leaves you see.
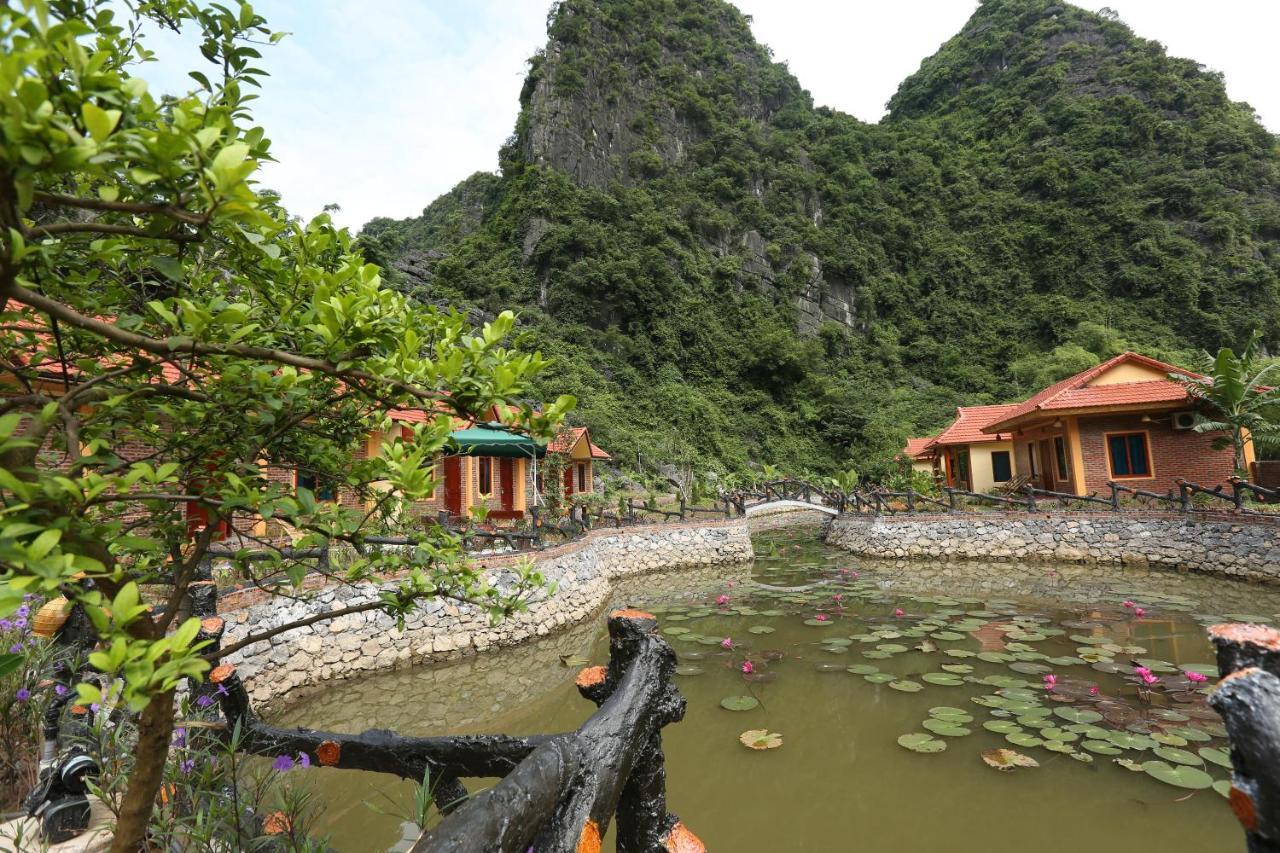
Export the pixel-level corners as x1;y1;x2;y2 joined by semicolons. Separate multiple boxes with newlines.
1173;332;1280;475
0;2;572;849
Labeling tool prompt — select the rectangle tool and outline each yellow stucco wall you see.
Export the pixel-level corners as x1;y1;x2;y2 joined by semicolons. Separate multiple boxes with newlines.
968;441;1016;493
1087;361;1166;386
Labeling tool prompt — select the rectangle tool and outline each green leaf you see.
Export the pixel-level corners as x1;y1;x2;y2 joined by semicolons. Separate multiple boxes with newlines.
82;102;121;142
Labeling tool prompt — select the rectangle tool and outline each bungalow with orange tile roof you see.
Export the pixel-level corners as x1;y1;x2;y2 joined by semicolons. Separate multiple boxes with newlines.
925;404;1021;492
979;351;1245;497
544;426;611;499
899;437;939;477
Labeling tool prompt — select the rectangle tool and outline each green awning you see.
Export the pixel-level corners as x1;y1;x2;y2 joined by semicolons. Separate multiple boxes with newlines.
444;422;545;458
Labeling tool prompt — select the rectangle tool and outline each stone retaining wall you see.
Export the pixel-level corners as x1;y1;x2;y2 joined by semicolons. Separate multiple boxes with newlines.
217;520;752;706
825;511;1280;583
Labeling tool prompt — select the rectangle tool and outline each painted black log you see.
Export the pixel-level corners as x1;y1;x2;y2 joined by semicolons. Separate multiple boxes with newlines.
1210;624;1280;853
412;610;703;853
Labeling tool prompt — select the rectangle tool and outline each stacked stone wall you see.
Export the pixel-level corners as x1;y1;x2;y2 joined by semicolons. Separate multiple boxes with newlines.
216;520;752;706
825;511;1280;583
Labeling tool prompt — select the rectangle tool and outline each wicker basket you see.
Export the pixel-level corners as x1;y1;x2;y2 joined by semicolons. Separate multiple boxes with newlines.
32;596;70;638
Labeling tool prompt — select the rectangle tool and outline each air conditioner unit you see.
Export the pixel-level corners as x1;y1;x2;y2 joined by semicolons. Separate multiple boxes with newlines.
1171;411;1197;430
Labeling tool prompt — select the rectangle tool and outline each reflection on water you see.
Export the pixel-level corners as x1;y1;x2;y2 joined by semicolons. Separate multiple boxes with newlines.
274;534;1280;853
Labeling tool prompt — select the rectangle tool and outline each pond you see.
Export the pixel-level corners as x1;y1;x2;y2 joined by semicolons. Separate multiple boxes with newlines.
272;531;1280;852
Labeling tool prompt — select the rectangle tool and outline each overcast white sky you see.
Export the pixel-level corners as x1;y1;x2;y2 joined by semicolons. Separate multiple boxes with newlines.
142;1;1280;230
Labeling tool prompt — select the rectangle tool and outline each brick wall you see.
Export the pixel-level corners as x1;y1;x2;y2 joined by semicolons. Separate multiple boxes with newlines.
1077;413;1235;493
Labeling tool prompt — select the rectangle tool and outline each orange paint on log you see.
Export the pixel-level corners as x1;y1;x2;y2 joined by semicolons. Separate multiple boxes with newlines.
209;664;235;684
610;608;656;621
1229;785;1258;832
576;819;601;853
664;821;707;852
200;617;224;633
576;665;607;688
69;705;87;715
1210;623;1280;651
316;740;341;766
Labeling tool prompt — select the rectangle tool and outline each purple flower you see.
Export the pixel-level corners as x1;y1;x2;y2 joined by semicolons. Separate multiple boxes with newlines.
13;617;26;630
90;703;100;713
173;728;187;747
8;643;22;654
15;688;30;702
179;758;195;775
195;695;215;709
272;755;295;772
15;605;29;619
298;752;311;768
216;683;229;696
0;620;12;631
54;684;68;697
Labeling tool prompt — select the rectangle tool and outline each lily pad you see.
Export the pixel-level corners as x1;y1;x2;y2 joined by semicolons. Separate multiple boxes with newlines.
941;663;974;674
674;665;704;676
748;626;775;635
897;733;947;753
1199;747;1231;769
1213;779;1232;798
889;680;923;693
981;748;1039;771
864;673;896;684
1082;740;1123;755
983;721;1022;734
923;719;971;737
804;619;836;627
720;695;760;712
739;729;783;750
1005;732;1044;748
1141;760;1214;790
1054;707;1102;725
1153;747;1203;766
846;664;880;675
922;673;964;686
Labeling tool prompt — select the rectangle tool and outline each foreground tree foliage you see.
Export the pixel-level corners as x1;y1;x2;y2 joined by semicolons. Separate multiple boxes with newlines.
1174;332;1280;474
0;2;572;849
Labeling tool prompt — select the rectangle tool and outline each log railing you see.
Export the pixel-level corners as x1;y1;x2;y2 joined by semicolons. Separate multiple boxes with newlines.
1209;623;1280;853
194;608;701;852
835;477;1280;519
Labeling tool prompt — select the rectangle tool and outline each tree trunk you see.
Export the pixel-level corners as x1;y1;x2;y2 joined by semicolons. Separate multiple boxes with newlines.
110;689;176;852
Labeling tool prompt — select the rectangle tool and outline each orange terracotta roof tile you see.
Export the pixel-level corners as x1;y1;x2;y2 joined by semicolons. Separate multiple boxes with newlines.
928;404;1020;447
588;441;611;460
982;352;1202;432
548;427;588;453
901;437;936;459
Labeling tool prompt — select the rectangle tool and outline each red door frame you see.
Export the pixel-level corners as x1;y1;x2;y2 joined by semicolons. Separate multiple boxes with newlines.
443;456;463;516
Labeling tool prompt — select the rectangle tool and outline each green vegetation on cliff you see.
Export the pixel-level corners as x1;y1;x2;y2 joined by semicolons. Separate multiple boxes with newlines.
361;0;1280;477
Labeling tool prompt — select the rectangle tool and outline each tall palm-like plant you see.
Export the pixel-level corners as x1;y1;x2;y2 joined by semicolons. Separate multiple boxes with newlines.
1172;332;1280;475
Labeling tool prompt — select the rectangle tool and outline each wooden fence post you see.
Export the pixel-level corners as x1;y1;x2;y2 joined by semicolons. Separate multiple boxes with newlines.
1109;482;1121;511
1024;484;1038;513
905;488;915;513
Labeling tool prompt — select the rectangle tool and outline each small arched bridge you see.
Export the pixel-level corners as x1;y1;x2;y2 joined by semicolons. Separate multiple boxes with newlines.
725;479;846;517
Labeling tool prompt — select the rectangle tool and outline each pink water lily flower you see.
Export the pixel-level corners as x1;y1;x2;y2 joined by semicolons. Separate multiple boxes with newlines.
1133;665;1152;677
1088;686;1099;696
720;637;733;649
851;570;860;579
1186;671;1208;683
815;613;829;622
1133;607;1146;618
715;594;730;606
833;594;844;603
1140;672;1160;686
1122;600;1135;609
1042;674;1057;691
741;661;754;674
893;608;904;618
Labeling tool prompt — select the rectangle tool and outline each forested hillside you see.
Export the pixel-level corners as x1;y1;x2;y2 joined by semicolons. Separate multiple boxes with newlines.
360;0;1280;478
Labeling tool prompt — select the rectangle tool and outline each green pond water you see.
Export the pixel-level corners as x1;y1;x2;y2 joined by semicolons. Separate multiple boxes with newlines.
273;531;1280;852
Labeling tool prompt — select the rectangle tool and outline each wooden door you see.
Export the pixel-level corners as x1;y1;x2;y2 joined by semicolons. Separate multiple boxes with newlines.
1038;441;1056;491
443;456;462;515
499;458;515;511
564;467;574;496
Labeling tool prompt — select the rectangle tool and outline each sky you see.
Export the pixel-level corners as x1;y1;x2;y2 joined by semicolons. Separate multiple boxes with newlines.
140;1;1280;231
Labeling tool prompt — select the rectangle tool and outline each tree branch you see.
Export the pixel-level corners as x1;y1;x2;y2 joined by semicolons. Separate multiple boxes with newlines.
25;222;200;242
33;191;207;226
